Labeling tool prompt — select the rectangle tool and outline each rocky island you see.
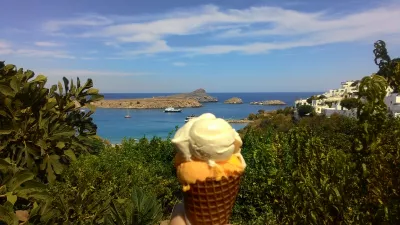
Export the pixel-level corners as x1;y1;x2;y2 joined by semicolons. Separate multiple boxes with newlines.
250;100;286;105
164;88;218;102
224;97;243;104
92;98;202;109
92;89;217;109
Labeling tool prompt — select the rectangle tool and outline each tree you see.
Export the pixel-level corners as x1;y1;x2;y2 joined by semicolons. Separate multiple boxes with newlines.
318;95;327;100
297;105;314;117
0;62;104;223
340;98;359;110
306;96;316;104
374;40;400;92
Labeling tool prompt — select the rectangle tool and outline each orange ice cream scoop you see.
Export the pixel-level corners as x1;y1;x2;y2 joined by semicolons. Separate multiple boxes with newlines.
175;154;245;191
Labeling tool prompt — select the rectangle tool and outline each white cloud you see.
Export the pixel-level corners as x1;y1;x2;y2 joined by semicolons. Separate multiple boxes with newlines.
81;57;97;60
123;40;172;55
172;62;186;66
43;15;113;32
0;46;75;59
38;69;150;77
34;41;64;47
104;41;121;48
39;3;400;56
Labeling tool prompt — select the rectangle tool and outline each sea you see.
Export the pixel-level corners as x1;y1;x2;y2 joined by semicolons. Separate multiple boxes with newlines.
93;92;319;143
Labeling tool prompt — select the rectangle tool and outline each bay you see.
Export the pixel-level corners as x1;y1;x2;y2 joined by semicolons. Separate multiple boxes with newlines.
92;92;318;143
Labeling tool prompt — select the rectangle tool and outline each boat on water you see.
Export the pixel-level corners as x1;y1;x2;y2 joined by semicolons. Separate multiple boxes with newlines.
124;109;131;118
185;114;197;123
164;107;182;113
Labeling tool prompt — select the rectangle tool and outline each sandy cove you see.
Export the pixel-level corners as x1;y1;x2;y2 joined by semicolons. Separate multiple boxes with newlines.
92;97;202;109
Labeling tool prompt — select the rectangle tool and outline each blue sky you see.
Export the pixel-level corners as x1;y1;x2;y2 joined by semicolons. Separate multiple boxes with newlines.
1;0;400;93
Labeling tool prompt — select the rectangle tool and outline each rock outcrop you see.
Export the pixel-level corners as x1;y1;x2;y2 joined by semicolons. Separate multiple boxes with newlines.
250;100;286;105
224;97;243;104
92;98;202;109
166;88;218;102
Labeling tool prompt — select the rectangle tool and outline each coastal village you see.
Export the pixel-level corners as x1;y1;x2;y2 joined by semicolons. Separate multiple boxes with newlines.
295;79;400;118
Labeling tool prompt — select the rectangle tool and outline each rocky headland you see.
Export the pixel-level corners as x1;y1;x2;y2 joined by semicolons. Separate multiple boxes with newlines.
250;100;286;105
92;98;202;109
165;88;218;102
92;89;218;109
224;97;243;104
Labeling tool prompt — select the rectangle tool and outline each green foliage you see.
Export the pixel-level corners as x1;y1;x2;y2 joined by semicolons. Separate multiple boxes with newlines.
0;62;103;223
276;107;295;116
340;97;359;110
47;137;179;223
297;104;314;117
248;113;257;120
0;63;104;184
234;115;400;224
104;187;163;225
374;40;400;91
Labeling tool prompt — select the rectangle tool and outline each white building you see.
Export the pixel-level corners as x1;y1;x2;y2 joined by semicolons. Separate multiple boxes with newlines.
295;99;308;106
297;78;400;118
384;93;400;116
322;80;360;98
311;99;330;114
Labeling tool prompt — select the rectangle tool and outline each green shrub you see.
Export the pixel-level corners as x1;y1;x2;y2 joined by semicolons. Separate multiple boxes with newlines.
340;97;359;110
105;187;163;225
0;63;104;184
47;137;180;223
297;104;314;117
0;62;104;224
234;115;400;224
248;113;257;120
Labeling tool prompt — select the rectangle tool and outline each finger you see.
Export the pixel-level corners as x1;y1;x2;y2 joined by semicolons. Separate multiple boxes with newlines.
170;203;186;225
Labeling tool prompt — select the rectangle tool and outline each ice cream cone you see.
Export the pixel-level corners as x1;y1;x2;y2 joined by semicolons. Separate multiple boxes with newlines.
183;174;242;225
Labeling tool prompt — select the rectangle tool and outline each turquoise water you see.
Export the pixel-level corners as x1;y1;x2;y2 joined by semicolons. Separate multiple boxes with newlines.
92;92;318;143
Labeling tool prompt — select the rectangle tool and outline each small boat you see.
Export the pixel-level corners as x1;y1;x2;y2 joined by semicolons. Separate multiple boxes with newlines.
125;109;131;118
164;107;182;113
185;114;197;123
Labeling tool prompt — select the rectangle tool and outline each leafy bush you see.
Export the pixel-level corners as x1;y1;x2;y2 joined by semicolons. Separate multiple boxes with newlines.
340;97;359;110
0;62;104;224
297;104;314;117
233;115;400;224
105;187;163;225
47;137;180;223
248;113;257;120
0;63;104;184
276;107;295;116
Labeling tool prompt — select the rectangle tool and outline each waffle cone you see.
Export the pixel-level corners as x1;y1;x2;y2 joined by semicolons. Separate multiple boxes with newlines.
183;174;242;225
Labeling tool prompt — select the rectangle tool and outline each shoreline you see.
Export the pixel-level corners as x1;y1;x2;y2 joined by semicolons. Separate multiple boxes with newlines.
91;97;203;109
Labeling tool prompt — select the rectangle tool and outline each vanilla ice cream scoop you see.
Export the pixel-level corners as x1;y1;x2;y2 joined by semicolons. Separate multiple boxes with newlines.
172;113;216;161
172;113;243;167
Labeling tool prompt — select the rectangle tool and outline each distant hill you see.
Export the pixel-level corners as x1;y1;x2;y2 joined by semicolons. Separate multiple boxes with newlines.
165;88;218;102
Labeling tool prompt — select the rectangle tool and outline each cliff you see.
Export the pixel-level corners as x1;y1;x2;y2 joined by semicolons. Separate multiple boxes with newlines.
166;88;218;102
224;97;243;104
250;100;286;105
92;98;202;109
